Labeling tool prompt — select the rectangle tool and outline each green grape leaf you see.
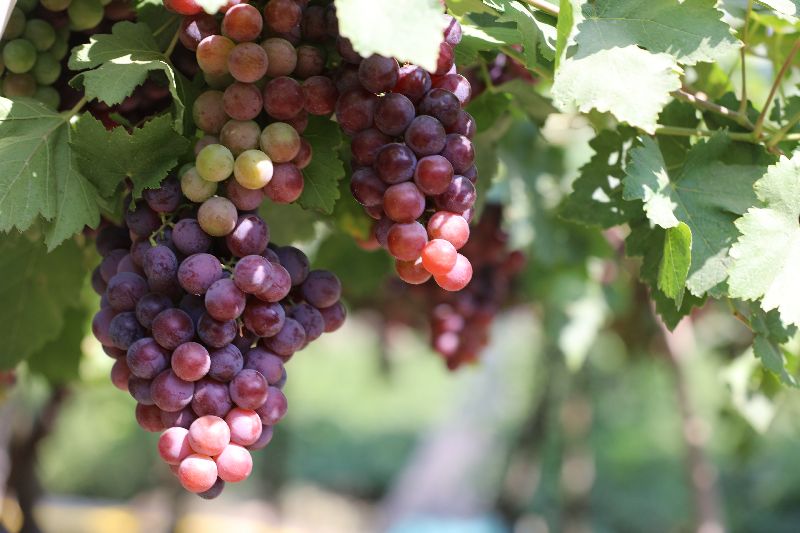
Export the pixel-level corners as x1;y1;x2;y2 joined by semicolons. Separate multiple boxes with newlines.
134;0;180;50
0;235;85;370
497;2;557;62
756;0;800;18
728;155;800;326
555;0;574;67
456;17;520;64
466;90;511;133
68;22;187;130
296;116;345;214
334;0;447;72
496;79;558;123
27;306;89;384
624;134;764;296
447;0;499;17
71;113;190;199
753;336;797;387
0;98;100;250
658;222;692;308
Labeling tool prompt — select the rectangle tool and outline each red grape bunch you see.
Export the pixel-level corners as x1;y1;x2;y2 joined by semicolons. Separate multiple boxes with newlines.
90;177;346;498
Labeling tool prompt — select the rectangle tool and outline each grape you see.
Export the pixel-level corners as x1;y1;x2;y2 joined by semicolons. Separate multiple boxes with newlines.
221;3;263;42
259;122;300;163
299;75;337;115
387;221;428;261
336;36;361;64
462;165;478;184
225;408;262;446
334;63;360;93
92;267;108;296
261;318;304;357
233;255;272;294
233;149;274;190
243;348;284;384
301;5;327;41
247;425;274;450
172;219;212;256
447;110;476;139
110;311;146;350
192;91;228;135
2;39;35;74
421;239;458;276
198;313;238;348
68;0;104;30
190;416;232;457
288;303;324;343
203;71;235;89
418;88;461;129
24;19;55;52
440;134;475;174
4;8;25;39
358;54;399;94
255;262;291;302
292;139;313;169
96;225;132;257
196;35;235;76
110;359;131;391
144;245;179;293
374;217;393;248
129;377;154;404
383;182;425;223
432;74;471;105
269;248;306;287
255;387;287;425
134;294;171;330
318;302;346;333
178;454;218;493
198;196;238;236
335;88;377;134
351;128;390;167
262;76;304;120
164;0;202;15
181;166;218;203
300;270;341;309
158;427;192;465
106;272;148;312
223;82;263;121
152;308;195;350
435;176;476;214
136;404;166;432
127;337;170;379
226;214;270;257
263;163;303;203
404;115;446;157
161;407;198;430
285;110;309;134
263;0;301;33
178;253;223;295
205;278;247;321
261;38;297;77
229;369;268;410
192;377;233;417
100;249;127;283
172;342;211;382
33;86;60;109
374;93;415;136
228;42;269;83
393;65;432;103
294;45;325;79
435;43;455;76
220;119;261;156
152;369;195;412
414;155;453;195
396;258;432;284
242;300;285;337
443;15;462;45
427;211;469;249
196;144;235;183
198;478;226;499
180;14;219;51
434;253;473;291
375;143;417;185
214;444;252;482
1;73;36;97
126;202;161;238
143;177;182;214
30;52;59;85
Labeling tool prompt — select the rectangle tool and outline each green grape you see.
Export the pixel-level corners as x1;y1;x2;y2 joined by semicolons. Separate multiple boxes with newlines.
34;86;60;108
32;53;61;85
68;0;104;31
180;166;218;202
17;0;39;14
2;73;36;97
24;20;56;52
234;150;274;190
196;144;235;183
3;39;37;74
197;196;238;237
41;0;73;10
49;38;69;61
3;8;26;40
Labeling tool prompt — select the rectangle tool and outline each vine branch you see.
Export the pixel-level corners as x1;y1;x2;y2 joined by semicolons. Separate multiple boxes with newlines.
672;89;755;130
753;39;800;139
738;0;753;116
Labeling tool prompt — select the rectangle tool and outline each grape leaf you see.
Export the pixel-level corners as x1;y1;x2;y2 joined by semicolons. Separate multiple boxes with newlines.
624;134;765;296
134;0;180;50
0;235;85;370
0;98;101;250
728;155;800;326
334;0;446;72
756;0;800;17
297;116;345;214
658;222;692;308
71;113;190;199
456;17;520;64
69;22;187;130
497;1;557;62
27;306;89;384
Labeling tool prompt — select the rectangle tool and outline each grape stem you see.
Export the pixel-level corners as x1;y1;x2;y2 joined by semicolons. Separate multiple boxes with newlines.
753;39;800;139
672;89;755;130
163;26;182;59
521;0;559;16
766;108;800;148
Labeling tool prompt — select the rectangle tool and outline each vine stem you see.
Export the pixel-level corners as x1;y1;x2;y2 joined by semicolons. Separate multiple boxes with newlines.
163;25;182;59
521;0;559;16
62;95;87;120
738;0;753;116
672;89;755;130
753;39;800;139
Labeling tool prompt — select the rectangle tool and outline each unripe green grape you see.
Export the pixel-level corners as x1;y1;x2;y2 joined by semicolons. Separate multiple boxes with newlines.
198;196;238;237
32;53;61;85
17;0;39;14
3;9;26;40
3;39;37;74
49;38;69;61
34;86;60;109
41;0;73;11
234;150;273;190
181;166;218;202
24;20;56;51
196;144;234;182
259;122;300;163
2;73;36;97
68;0;104;31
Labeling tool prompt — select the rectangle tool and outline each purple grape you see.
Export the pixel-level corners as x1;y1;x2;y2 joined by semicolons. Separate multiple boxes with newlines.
173;219;213;256
128;377;154;405
261;318;305;357
301;270;342;309
404;115;446;157
255;263;291;302
127;337;170;379
208;344;244;382
350;167;387;207
358;55;399;94
434;176;476;214
274;246;309;286
151;369;195;412
374;93;415;136
229;369;268;410
109;311;146;350
192;377;233;417
289;303;324;343
106;272;149;312
242;300;285;337
243;347;284;385
178;253;223;295
375;143;417;184
441;134;475;174
198;313;238;348
418;88;461;128
233;255;272;294
125;202;161;237
335;88;377;134
205;278;247;321
161;406;198;429
255;387;287;425
318;301;346;332
143;176;182;213
96;225;132;257
144;245;179;293
226;214;270;257
152;308;195;350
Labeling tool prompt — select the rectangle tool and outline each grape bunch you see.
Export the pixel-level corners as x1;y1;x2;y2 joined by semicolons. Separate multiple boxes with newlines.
1;0;72;107
90;178;345;498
